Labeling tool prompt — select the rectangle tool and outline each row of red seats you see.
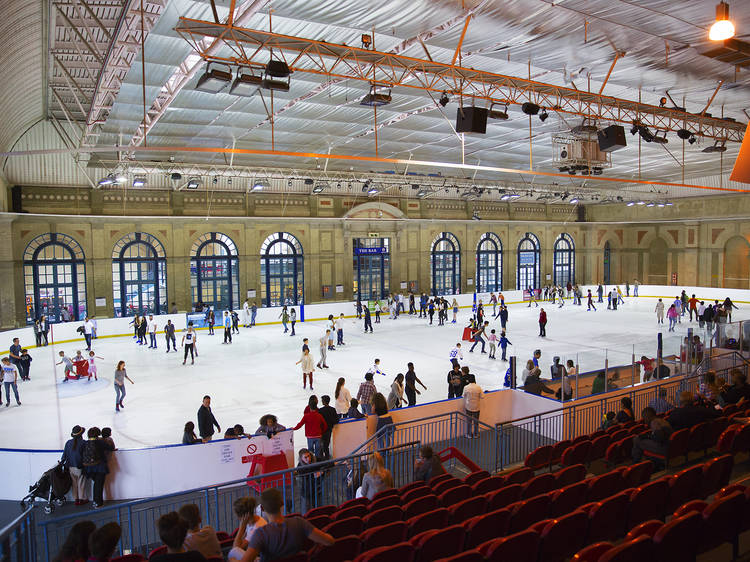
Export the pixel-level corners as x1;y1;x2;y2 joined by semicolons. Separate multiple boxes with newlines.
271;454;733;562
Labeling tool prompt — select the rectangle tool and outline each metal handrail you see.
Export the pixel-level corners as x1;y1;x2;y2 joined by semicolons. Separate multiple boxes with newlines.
0;507;34;541
0;506;35;562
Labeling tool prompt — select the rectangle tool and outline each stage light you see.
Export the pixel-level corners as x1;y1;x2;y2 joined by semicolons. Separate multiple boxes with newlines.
638;126;655;143
439;92;450;107
266;60;291;78
488;104;508;120
312;183;327;194
709;2;735;41
659;97;667;107
569;197;579;204
677;128;692;140
367;185;381;196
646;202;655;207
560;149;568;159
522;102;540;115
115;173;128;184
652;131;669;144
361;34;372;49
703;140;728;153
539;108;549;122
472;211;481;221
500;193;511;201
98;174;115;186
186;178;201;189
361;86;392;106
626;201;636;207
630;124;639;135
170;173;182;182
636;200;646;205
657;202;666;208
688;135;697;145
508;193;521;200
132;177;146;187
195;64;232;93
665;201;674;206
250;179;268;192
230;70;262;97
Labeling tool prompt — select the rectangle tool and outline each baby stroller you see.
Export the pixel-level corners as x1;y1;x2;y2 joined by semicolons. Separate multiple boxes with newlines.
21;461;72;513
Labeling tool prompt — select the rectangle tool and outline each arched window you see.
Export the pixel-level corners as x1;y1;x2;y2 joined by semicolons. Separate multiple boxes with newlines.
517;233;540;290
190;232;240;310
23;233;87;323
112;232;167;317
431;232;461;295
603;241;611;285
476;233;503;292
553;233;575;286
260;232;304;307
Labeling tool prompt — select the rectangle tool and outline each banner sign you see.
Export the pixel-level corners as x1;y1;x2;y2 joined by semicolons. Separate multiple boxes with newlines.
355;246;388;255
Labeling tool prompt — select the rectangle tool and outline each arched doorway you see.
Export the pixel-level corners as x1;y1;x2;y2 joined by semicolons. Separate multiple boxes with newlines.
724;236;750;289
648;238;668;285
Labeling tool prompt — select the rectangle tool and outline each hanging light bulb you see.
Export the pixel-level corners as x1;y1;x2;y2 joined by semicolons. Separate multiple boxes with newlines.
709;2;735;41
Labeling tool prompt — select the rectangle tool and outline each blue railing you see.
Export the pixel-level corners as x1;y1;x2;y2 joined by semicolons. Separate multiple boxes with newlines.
37;440;420;562
0;507;35;562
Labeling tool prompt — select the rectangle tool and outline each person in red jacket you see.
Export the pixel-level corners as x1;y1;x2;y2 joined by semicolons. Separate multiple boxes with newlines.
293;396;327;459
539;308;547;337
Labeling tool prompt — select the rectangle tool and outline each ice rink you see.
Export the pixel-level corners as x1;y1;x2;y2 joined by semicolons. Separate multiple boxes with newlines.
1;289;745;451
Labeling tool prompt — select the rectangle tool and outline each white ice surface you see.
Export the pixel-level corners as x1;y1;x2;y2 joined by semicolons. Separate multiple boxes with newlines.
0;290;745;451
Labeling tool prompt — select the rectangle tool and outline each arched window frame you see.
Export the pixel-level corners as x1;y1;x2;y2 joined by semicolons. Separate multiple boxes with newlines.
23;233;87;323
603;241;611;285
260;232;304;307
553;233;576;286
190;232;240;310
431;232;461;295
476;233;503;292
517;233;541;290
112;232;167;317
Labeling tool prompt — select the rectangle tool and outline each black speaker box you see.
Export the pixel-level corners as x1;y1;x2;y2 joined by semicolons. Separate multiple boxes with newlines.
597;125;627;152
11;186;22;213
456;107;488;134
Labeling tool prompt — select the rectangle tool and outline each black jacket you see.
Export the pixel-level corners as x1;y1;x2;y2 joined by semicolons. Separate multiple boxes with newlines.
668;404;720;430
523;374;555;396
197;405;220;438
319;405;339;435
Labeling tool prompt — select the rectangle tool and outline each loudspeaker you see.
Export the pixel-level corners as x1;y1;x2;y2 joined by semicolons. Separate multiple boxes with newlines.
456;107;488;134
597;125;627;152
11;186;22;213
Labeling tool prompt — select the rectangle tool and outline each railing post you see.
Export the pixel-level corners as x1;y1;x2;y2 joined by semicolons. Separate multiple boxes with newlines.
127;505;134;556
213;487;220;533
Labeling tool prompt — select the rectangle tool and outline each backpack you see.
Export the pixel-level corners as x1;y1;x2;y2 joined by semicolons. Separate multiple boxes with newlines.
82;440;101;467
450;372;463;387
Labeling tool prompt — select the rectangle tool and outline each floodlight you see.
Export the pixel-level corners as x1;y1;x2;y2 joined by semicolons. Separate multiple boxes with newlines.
195;64;232;93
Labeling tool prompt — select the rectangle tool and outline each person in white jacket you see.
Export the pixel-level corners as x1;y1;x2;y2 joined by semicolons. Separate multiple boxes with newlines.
295;348;315;390
463;374;482;438
655;299;665;324
334;377;351;418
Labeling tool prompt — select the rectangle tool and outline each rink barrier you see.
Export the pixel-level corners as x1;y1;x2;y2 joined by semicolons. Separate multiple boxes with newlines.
0;507;35;562
36;440;421;562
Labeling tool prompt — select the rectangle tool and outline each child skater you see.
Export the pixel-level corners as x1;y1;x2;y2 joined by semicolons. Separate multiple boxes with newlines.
57;351;76;381
488;329;499;359
87;350;103;381
182;326;197;365
452;298;459;323
499;330;512;361
296;348;315;390
18;349;32;381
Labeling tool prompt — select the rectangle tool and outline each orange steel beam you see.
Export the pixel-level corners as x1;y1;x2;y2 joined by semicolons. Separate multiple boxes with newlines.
3;144;748;194
598;52;622;95
174;18;744;142
451;15;471;66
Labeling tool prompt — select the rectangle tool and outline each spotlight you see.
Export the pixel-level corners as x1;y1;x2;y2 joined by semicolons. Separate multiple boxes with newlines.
439;92;450;107
539;108;549;122
417;188;431;198
186;178;201;189
558;166;569;173
361;86;392;106
132;176;146;187
636;200;646;205
195;63;232;93
250;179;268;192
288;180;293;187
98;174;115;186
266;60;291;78
688;135;697;145
361;34;372;49
638;126;655;143
561;193;569;201
367;185;381;196
472;211;481;221
709;1;735;41
521;102;540;115
569;197;579;204
508;194;521;200
170;172;182;181
488;104;509;120
657;202;666;208
500;193;511;201
212;177;218;185
646;202;655;207
626;201;636;207
630;124;639;135
677;128;692;140
312;183;327;194
652;131;669;144
665;202;674;206
230;70;262;97
659;97;668;107
703;140;728;153
115;173;128;184
592;167;603;175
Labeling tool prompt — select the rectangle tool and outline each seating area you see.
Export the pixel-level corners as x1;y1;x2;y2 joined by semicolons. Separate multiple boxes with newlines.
111;446;747;562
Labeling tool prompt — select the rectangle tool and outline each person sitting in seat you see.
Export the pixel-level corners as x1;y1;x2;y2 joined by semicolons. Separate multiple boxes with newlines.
632;407;673;463
648;388;675;415
668;391;719;430
719;369;750;406
523;368;555;396
240;488;334;562
152;512;206;562
178;504;222;560
615;396;634;423
414;445;446;482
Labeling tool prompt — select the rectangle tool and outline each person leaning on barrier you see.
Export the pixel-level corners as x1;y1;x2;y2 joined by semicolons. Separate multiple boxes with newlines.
240;488;334;562
414;445;446;482
523;368;555;397
255;414;286;439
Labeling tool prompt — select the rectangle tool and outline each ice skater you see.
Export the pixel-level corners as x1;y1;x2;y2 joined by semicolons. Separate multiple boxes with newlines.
672;297;682;323
327;315;336;350
490;292;497;316
250;302;257;327
374;300;381;323
363;305;373;333
18;349;32;381
182;326;197;365
114;360;134;412
57;351;76;381
498;305;509;330
164;319;176;352
557;287;564;308
355;298;362;319
137;316;147;345
231;309;240;334
617;286;625;305
280;306;289;333
469;321;488;354
655;299;665;324
207;308;215;335
487;329;498;359
452;298;459;323
428;299;435;324
242;299;251;327
367;358;386;377
336;313;345;345
527;286;538;307
290;308;297;336
499;330;511;361
87;351;102;381
539;308;547;337
587;290;596;311
317;330;330;369
667;304;678;331
147;315;158;348
449;343;463;368
1;357;21;406
223;310;232;344
597;284;604;303
296;348;315;390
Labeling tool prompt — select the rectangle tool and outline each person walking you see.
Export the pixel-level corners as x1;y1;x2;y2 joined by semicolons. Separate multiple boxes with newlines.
404;362;426;407
296;348;315;390
538;308;547;337
356;373;377;415
61;425;88;505
198;395;221;442
223;310;233;344
1;357;21;407
363;305;373;333
250;302;257;327
279;306;289;333
182;326;197;365
335;313;345;345
290;308;297;336
83;317;94;351
334;378;351;419
207;308;215;335
387;373;407;410
667;304;678;332
164;319;176;352
587;290;596;311
113;360;133;412
655;299;665;324
462;374;482;438
316;330;330;369
147;315;158;349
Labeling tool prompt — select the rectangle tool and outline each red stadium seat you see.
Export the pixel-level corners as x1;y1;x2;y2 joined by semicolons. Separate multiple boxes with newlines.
561;441;591;467
306;514;331;529
410;524;465;562
524;445;553;471
521;473;557;499
332;503;367;521
322;516;363;538
363;505;403;529
486;483;522;511
642;428;690;467
586;469;625;502
587;435;611;464
553;464;586;487
309;535;361;562
433;550;484;562
598;535;653;561
586;491;629;543
622;461;653;488
401;487;434;505
701;454;734;498
305;504;336;518
504;466;534;485
462;470;490;487
697;490;745;557
549;440;572;468
537;511;589;562
479;529;540;562
572;542;613;562
666;465;703;512
437;484;472;507
463;508;511;549
471;475;505;495
432;477;461;496
354;542;415;562
508;494;551;533
406;507;449;538
368;494;400;513
652;511;701;561
361;521;408;551
448;495;487;523
549;481;588;518
627;479;669;527
403;494;439;519
371;488;399;501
